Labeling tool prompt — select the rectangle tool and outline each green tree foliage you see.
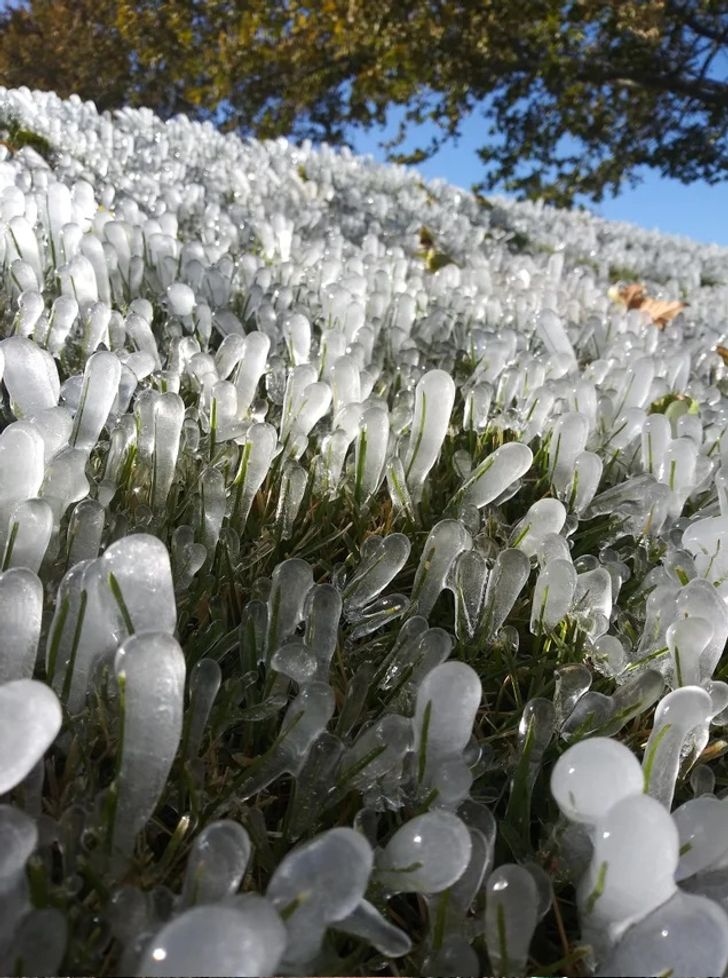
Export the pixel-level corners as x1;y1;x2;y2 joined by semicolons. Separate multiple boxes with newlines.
0;0;133;113
1;0;727;204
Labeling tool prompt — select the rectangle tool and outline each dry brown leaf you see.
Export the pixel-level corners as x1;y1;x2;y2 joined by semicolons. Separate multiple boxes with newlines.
639;297;686;328
618;282;648;309
610;281;686;329
699;739;728;763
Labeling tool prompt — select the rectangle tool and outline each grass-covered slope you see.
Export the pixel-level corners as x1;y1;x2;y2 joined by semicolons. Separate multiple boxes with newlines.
2;85;728;977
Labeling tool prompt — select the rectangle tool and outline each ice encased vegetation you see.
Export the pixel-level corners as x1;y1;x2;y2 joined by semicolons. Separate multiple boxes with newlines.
2;84;728;976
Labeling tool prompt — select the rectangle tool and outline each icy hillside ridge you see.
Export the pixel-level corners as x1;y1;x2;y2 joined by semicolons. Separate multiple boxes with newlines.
2;84;728;976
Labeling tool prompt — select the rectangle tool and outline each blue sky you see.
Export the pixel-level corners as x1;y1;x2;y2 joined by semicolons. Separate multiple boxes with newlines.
349;109;728;248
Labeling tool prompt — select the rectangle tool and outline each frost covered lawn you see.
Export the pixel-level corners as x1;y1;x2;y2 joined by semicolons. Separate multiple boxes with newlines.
3;87;728;977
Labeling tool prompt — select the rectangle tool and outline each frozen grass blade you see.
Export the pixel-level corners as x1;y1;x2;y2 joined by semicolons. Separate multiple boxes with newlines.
111;632;186;860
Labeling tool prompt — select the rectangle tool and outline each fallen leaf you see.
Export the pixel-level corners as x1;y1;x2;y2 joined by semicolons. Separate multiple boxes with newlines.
417;226;457;271
610;281;686;329
418;225;435;249
618;282;648;309
639;296;687;328
699;739;728;763
426;248;456;272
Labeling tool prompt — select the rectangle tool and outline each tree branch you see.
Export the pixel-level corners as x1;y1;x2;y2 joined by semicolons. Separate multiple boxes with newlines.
664;0;728;46
579;55;728;109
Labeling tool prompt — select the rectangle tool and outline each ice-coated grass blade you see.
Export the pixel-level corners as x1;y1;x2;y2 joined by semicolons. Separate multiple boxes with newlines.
448;548;488;641
303;583;342;683
344;533;411;614
265;558;314;659
69;350;121;451
0;568;43;682
404;369;455;496
578;793;678;953
138;901;286;978
332;899;412;957
2;497;53;573
0;680;62;794
480;547;530;641
0;336;60;417
111;632;186;859
180;820;251;907
530;558;577;634
230;422;277;529
267;827;373;968
376;811;471;895
184;657;222;760
551;737;644;825
457;441;532;511
643;685;713;809
410;519;472;620
484;864;539;976
413;661;481;781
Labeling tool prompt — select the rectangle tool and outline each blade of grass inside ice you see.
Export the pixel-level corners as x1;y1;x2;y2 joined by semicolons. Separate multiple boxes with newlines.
354;405;389;506
642;686;713;809
231;683;335;803
530;558;577;634
484;863;540;977
376;811;472;895
184;658;222;761
2;497;52;573
302;583;342;683
448;548;488;642
230;421;277;529
110;632;185;862
150;392;185;512
502;698;556;858
0;567;43;683
265;557;314;661
479;547;531;643
410;519;472;619
179;820;251;907
344;533;411;614
266;827;374;970
69;350;121;451
403;369;455;501
451;441;533;513
274;459;307;540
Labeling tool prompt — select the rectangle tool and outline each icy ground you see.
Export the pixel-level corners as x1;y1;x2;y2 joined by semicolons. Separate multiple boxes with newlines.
2;85;728;977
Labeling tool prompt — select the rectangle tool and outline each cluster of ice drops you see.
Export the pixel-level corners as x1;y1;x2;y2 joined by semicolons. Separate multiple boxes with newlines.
3;85;728;977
